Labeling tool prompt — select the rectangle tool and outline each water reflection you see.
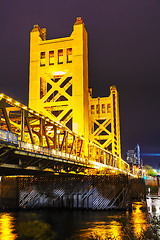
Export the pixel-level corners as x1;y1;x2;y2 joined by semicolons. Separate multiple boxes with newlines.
80;220;124;240
17;212;56;240
0;213;17;240
132;202;149;238
108;220;123;239
80;223;110;240
78;203;150;240
0;204;154;240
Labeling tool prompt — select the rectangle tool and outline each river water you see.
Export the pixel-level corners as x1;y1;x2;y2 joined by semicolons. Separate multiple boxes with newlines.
0;202;158;240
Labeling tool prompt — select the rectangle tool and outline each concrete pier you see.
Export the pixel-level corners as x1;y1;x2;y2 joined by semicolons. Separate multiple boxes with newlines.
0;175;146;210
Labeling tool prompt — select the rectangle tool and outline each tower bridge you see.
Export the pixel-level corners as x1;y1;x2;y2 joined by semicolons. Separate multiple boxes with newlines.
0;17;128;175
0;18;144;210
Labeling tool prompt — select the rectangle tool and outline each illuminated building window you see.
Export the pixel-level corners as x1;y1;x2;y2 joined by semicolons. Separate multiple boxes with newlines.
107;103;111;113
102;104;105;113
91;105;95;114
96;104;100;114
49;51;54;65
40;52;45;66
58;49;63;64
67;48;72;63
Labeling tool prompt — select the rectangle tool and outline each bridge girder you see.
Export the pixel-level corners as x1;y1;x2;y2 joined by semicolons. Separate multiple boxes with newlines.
0;93;129;175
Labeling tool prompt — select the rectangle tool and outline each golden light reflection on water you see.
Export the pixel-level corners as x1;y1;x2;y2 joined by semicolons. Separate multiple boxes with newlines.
80;220;124;240
0;213;17;240
0;204;150;240
108;220;123;239
132;202;149;238
78;203;150;240
83;223;108;240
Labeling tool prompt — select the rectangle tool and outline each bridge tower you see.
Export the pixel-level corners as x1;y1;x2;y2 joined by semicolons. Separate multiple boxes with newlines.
29;17;121;158
89;86;121;158
29;17;89;156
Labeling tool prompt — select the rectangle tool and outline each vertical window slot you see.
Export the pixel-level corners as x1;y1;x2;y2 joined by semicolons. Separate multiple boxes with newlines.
40;52;45;66
96;104;100;114
49;51;54;65
91;105;95;114
102;104;105;113
58;49;63;64
67;48;72;63
107;104;111;113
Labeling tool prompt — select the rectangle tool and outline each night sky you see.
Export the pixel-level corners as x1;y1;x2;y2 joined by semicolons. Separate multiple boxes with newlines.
1;0;160;167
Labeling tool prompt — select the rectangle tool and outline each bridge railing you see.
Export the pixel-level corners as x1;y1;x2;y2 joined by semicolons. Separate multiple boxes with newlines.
0;127;129;173
18;140;129;173
88;142;129;173
18;140;87;164
0;129;18;145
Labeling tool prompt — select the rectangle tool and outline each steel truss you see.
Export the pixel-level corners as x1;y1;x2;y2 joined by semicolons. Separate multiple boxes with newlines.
0;93;129;175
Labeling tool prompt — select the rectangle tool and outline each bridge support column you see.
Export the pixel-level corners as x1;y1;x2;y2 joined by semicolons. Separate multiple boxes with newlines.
0;177;18;209
0;175;146;210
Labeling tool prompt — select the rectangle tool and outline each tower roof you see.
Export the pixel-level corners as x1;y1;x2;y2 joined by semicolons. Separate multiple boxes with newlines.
74;17;84;26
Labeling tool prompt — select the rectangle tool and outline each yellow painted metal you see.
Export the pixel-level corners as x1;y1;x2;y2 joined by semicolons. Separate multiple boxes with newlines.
0;92;129;175
29;17;89;157
0;93;85;158
28;17;122;166
89;86;121;159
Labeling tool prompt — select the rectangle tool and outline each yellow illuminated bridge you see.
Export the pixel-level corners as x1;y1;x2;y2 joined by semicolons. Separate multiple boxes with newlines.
0;18;130;176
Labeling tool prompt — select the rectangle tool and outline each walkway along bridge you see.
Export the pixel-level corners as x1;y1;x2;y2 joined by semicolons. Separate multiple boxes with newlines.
0;18;143;210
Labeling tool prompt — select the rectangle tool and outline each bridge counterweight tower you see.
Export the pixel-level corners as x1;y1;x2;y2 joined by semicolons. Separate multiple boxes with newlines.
89;86;121;159
29;17;89;156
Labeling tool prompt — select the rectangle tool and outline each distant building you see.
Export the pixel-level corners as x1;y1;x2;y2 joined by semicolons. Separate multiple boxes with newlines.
126;144;141;166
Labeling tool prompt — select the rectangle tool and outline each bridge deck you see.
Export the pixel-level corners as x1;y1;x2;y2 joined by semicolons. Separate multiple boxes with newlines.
0;93;129;175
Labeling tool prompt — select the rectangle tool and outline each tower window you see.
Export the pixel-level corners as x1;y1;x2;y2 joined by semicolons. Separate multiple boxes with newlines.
49;51;54;65
58;49;63;64
40;52;45;66
91;105;95;114
67;48;72;63
96;104;100;114
107;104;111;113
102;104;105;113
